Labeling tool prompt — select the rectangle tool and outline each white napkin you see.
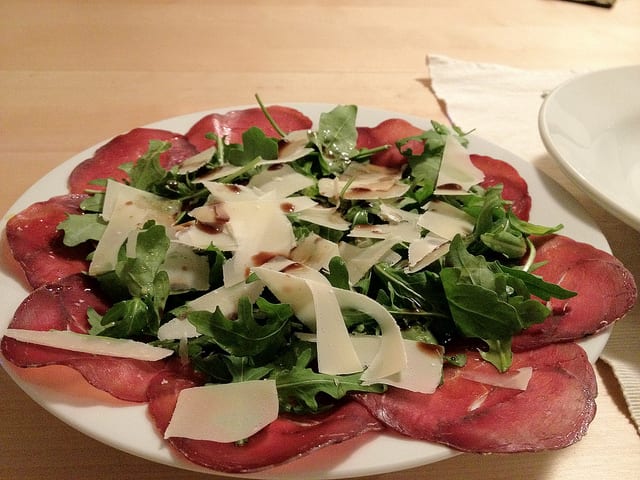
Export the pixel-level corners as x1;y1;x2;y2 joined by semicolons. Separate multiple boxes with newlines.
426;53;640;435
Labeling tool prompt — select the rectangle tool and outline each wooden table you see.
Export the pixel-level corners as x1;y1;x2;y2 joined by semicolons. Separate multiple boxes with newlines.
1;1;639;479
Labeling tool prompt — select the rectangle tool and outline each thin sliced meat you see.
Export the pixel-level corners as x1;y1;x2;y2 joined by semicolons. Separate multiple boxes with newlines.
470;154;531;220
513;234;637;351
358;122;532;221
4;273;106;335
147;372;383;473
357;118;425;169
6;194;91;289
186;106;313;152
68;128;197;193
0;273;171;402
354;342;596;453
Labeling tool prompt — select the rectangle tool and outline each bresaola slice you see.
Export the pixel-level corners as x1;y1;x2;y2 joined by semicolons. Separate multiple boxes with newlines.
185;106;313;152
0;273;171;402
356;121;532;220
357;118;425;169
68;128;198;193
147;372;383;473
512;235;637;351
470;154;532;221
354;342;597;453
5;194;91;289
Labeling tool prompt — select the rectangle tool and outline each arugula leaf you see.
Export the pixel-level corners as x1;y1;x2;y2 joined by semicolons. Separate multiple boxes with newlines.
272;341;384;413
187;297;292;358
126;140;172;191
479;338;512;372
465;187;563;260
58;213;107;246
224;355;274;383
498;264;577;301
275;366;385;413
91;222;171;337
400;122;468;204
115;222;170;298
309;104;358;173
507;210;563;236
441;236;552;371
373;263;448;314
80;193;105;213
227;127;279;166
325;256;351;290
88;297;150;337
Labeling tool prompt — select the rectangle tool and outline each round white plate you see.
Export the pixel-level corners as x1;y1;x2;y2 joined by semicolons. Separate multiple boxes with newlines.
0;104;612;479
539;64;640;231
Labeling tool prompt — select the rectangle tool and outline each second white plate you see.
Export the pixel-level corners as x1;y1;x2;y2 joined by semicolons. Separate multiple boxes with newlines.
539;64;640;231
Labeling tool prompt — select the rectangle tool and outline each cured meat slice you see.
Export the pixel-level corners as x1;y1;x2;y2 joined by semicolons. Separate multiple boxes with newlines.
357;118;425;169
4;273;106;334
354;342;596;453
357;123;532;221
147;372;384;473
0;274;170;402
68;128;197;193
185;106;313;152
470;154;531;221
513;235;637;351
6;194;91;289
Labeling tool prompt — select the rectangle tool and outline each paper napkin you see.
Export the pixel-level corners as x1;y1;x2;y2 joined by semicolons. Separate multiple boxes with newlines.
426;53;639;435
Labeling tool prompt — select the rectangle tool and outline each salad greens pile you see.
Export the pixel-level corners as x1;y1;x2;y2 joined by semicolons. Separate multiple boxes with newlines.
58;102;575;414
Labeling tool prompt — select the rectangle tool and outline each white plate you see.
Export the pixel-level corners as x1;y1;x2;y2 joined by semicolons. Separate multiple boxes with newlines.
0;104;612;479
539;65;640;231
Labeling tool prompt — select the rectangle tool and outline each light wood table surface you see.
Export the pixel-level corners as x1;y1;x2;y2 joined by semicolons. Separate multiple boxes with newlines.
1;1;639;479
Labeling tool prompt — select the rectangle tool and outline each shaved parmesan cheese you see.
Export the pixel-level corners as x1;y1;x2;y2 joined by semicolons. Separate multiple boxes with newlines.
173;221;238;251
251;266;316;329
90;180;180;276
248;164;315;198
164;380;279;443
318;163;409;200
332;288;406;381
177;146;217;174
189;202;230;225
434;135;484;195
4;329;173;361
296;205;351;231
252;266;363;375
195;164;244;183
279;196;317;213
157;318;200;341
356;338;442;393
462;366;533;391
297;334;443;394
101;179;180;223
306;279;363;375
407;233;450;272
221;192;297;286
349;222;421;243
379;203;420;224
186;280;265;316
162;242;210;292
203;182;260;202
290;233;340;271
339;236;401;284
417;200;475;240
276;129;315;163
